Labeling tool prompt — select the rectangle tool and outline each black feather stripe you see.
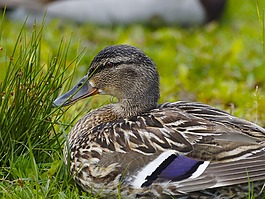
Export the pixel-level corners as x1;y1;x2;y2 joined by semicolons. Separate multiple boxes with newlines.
141;154;177;187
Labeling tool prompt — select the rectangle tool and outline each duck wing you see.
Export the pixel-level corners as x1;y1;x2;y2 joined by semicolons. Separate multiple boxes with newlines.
151;150;265;196
157;101;265;162
86;101;265;195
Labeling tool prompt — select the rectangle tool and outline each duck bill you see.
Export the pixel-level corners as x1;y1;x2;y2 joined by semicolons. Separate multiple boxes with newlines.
52;76;99;107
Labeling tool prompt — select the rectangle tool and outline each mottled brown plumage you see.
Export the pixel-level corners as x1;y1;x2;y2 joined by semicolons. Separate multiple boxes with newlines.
53;45;265;198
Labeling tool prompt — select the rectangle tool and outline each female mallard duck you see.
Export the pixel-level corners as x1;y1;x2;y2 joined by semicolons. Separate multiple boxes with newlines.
53;45;265;198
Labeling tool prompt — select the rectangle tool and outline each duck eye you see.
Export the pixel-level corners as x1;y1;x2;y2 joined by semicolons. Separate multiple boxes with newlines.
105;62;114;68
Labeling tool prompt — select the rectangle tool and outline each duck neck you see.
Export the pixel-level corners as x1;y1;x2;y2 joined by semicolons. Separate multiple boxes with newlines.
116;98;158;118
69;97;158;144
81;96;158;130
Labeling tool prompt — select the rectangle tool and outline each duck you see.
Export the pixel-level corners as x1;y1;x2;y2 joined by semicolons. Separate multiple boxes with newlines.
3;0;226;26
53;44;265;198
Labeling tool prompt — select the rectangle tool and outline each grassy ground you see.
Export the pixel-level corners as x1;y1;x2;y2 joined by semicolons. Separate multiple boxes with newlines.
0;0;265;198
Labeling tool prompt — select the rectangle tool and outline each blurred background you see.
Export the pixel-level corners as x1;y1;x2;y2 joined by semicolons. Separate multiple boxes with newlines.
1;0;227;26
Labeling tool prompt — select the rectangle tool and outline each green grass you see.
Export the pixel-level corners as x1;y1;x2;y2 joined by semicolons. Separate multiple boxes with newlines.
0;17;89;198
0;0;265;198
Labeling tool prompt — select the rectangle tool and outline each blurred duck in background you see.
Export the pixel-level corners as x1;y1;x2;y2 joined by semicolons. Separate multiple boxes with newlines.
0;0;226;26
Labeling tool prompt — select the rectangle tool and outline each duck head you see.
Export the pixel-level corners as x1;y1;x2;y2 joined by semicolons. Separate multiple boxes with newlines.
53;45;160;114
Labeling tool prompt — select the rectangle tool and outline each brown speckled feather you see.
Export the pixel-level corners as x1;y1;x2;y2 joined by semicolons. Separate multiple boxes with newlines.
53;45;265;198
